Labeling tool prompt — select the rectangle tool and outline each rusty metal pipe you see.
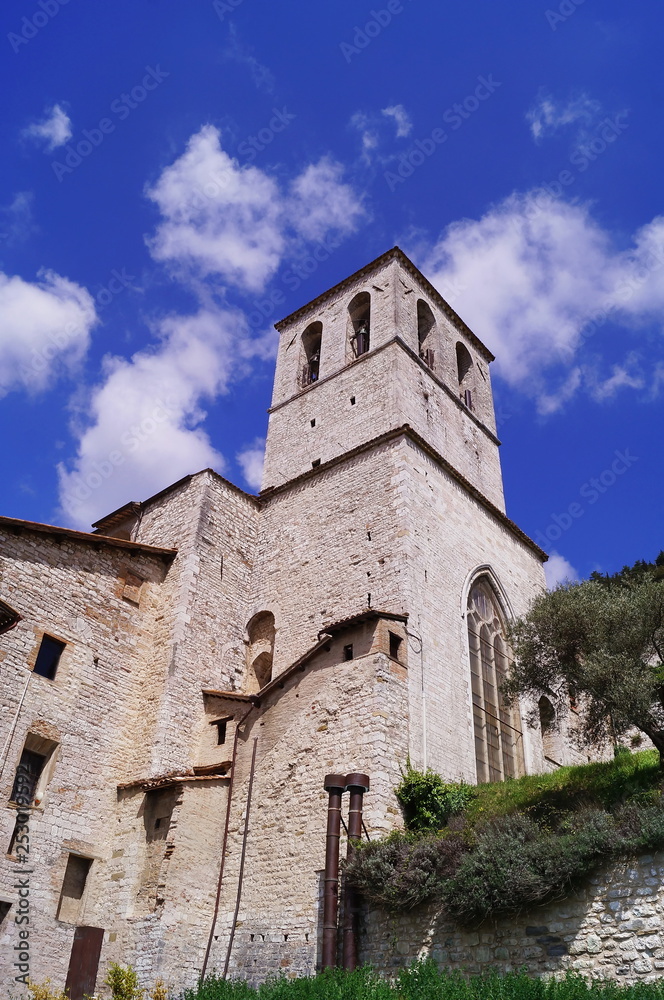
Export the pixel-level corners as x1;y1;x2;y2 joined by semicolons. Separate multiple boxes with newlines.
322;773;346;969
342;772;370;972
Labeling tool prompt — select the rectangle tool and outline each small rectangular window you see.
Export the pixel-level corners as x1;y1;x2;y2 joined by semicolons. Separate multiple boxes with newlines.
312;459;321;468
214;720;227;745
350;396;356;405
389;632;403;661
10;749;47;805
343;644;354;661
310;418;316;427
57;854;92;923
33;634;66;680
0;901;10;925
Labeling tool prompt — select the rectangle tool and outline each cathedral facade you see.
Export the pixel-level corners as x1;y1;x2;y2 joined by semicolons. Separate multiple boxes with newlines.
0;248;569;995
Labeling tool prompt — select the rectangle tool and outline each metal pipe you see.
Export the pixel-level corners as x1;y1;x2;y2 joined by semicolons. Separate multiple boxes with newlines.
223;735;259;978
342;772;370;971
201;703;254;981
322;773;346;969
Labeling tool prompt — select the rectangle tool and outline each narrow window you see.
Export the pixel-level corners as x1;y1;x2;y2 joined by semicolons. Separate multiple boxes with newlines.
350;396;356;405
312;458;321;468
211;718;230;746
10;749;47;805
343;644;354;661
539;696;561;765
246;612;276;694
301;321;322;387
57;854;92;923
467;581;523;783
0;901;10;925
348;292;371;358
388;632;402;661
310;418;316;428
456;342;474;410
33;634;66;680
417;300;436;369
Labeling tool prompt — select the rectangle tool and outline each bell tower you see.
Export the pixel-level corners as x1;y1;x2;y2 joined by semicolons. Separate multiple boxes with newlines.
262;246;506;511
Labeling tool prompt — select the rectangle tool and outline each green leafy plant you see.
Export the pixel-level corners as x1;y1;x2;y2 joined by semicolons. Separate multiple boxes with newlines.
27;982;69;1000
395;762;475;832
105;964;144;1000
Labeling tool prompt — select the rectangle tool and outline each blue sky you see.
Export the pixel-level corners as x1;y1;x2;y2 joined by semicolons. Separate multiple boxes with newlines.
1;0;662;585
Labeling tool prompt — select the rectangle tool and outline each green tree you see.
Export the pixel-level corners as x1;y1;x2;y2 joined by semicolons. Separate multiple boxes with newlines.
505;553;664;770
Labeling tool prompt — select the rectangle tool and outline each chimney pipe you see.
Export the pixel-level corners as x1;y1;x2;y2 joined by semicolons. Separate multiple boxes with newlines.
322;773;346;969
342;772;370;971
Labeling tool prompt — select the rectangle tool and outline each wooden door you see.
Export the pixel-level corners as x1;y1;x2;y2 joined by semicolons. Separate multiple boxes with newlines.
64;925;104;1000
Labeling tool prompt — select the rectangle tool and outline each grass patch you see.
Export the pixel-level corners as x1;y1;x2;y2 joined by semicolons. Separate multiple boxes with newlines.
463;749;661;828
181;964;664;999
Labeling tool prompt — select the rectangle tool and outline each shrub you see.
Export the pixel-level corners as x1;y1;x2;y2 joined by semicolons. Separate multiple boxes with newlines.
27;982;69;1000
345;830;466;909
395;763;475;833
106;964;144;1000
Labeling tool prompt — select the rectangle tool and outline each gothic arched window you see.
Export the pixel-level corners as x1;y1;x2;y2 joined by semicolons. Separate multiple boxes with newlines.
467;580;523;783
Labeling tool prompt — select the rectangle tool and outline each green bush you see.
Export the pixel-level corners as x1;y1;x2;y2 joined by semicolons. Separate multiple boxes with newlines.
347;752;664;922
106;963;145;1000
395;763;475;832
180;964;664;999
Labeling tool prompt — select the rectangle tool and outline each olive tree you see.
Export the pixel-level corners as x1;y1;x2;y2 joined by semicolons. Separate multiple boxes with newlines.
504;555;664;769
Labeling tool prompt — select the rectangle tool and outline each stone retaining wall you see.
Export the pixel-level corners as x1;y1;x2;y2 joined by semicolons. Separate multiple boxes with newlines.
360;851;664;983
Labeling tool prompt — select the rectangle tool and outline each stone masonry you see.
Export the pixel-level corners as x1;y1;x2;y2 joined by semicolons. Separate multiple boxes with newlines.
0;246;595;995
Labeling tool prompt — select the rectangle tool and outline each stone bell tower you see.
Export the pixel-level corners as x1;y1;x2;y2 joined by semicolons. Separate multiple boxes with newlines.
255;247;548;782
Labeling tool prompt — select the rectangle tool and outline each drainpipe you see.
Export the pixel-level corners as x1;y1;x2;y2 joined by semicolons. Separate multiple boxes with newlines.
201;702;255;980
342;772;370;971
223;736;259;978
322;773;346;969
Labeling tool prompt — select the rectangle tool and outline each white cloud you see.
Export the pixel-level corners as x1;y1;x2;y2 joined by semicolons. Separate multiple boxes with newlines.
23;105;72;151
0;191;36;245
57;305;256;528
147;126;364;292
381;104;412;138
544;551;580;589
236;437;265;492
420;192;664;410
58;126;365;526
526;93;599;143
0;269;96;397
288;157;365;242
146;125;285;293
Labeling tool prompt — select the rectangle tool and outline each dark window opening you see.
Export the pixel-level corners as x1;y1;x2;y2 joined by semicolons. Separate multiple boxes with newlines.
33;634;66;680
57;854;92;923
348;292;371;357
312;458;321;468
0;901;10;924
10;749;47;805
417;300;436;369
343;644;354;661
456;342;475;411
301;321;322;387
211;718;230;746
310;418;316;427
0;599;20;636
350;396;356;405
389;632;403;661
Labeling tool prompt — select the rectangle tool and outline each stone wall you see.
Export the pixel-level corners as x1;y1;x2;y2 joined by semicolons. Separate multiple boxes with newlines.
361;851;664;983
